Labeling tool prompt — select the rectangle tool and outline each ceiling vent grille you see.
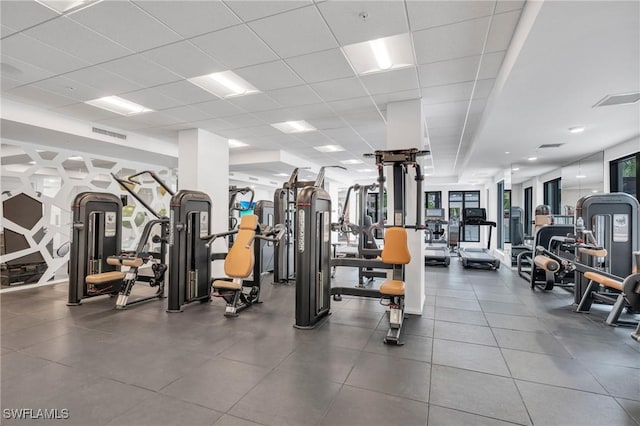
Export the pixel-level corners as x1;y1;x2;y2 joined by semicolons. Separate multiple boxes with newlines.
92;127;127;140
249;177;259;181
538;143;564;149
593;92;640;107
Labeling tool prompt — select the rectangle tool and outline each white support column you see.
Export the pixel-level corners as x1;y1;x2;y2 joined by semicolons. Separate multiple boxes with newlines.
386;100;426;315
178;128;229;276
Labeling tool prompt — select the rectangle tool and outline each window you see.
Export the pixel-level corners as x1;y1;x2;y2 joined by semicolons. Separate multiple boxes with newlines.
544;178;561;214
524;186;533;236
610;152;638;200
449;190;480;242
497;181;511;249
425;191;441;209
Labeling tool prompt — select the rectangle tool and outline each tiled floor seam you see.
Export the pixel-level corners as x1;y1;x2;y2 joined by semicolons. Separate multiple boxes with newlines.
427;402;528;426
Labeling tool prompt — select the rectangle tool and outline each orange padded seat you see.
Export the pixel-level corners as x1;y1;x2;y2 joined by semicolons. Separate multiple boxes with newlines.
380;279;404;296
584;271;623;292
212;279;242;290
224;214;258;279
85;271;125;284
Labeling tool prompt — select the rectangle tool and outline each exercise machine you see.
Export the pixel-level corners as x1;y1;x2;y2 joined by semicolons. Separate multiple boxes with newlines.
424;208;450;266
228;186;254;245
458;208;500;269
510;206;531;266
518;225;575;290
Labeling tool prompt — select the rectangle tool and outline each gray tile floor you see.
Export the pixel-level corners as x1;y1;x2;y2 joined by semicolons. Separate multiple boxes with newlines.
1;261;639;426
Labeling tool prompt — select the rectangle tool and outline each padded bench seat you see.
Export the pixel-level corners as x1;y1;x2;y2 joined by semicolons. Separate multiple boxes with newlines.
212;279;242;290
584;271;623;291
534;255;560;272
86;271;125;285
380;279;405;296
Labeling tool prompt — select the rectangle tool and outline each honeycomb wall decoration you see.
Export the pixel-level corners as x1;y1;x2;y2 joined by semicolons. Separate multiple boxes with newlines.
0;141;176;291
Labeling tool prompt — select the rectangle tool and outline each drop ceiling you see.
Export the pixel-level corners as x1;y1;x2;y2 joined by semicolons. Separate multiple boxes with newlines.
1;0;638;187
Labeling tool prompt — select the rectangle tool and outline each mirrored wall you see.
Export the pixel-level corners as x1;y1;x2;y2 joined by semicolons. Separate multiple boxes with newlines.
561;151;605;214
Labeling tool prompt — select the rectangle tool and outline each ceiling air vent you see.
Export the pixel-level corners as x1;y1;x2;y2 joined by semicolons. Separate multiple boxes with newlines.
538;143;564;149
92;127;127;140
249;177;259;182
593;92;640;107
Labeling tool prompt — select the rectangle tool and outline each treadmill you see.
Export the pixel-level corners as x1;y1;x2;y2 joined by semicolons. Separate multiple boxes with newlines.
424;208;450;266
458;208;500;270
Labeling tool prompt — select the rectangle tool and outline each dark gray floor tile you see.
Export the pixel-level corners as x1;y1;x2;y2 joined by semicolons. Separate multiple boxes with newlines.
220;334;298;368
430;365;530;424
517;380;637;426
492;328;571;357
434;289;477;299
557;335;640;368
617;398;640;424
106;393;221;426
329;309;384;329
434;321;497;346
433;339;510;376
0;313;46;335
1;318;78;350
434;307;488;326
485;313;549;332
346;352;431;402
363;330;433;362
305;322;375;350
41;377;155;426
0;351;51;382
475;292;522;304
587;364;640;401
435;296;482;311
161;358;270;412
20;328;123;362
479;300;534;317
427;405;524;426
277;342;360;384
229;369;341;426
319;385;428;426
213;414;264;426
392;317;434;338
339;297;387;313
502;349;606;393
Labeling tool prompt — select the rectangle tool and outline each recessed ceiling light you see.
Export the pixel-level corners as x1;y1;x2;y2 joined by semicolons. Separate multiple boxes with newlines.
527;156;537;161
271;120;316;134
592;189;598;193
68;156;83;161
314;144;345;153
85;96;153;116
35;0;102;14
569;127;585;134
357;168;374;173
28;161;36;165
188;71;259;99
505;151;510;154
512;167;520;171
273;173;290;177
576;174;587;179
342;33;415;75
228;139;249;148
340;159;363;165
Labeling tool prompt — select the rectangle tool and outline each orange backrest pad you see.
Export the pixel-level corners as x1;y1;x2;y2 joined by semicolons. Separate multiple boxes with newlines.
225;214;258;278
381;227;411;265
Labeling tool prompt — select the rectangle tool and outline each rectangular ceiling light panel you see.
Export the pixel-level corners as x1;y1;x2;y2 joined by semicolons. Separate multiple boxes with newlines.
36;0;102;14
593;92;640;107
188;71;259;99
342;33;415;75
228;139;249;148
271;120;316;133
314;144;345;153
340;159;363;165
85;96;153;116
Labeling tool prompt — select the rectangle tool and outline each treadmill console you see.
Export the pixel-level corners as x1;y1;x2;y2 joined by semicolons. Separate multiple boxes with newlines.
463;208;487;223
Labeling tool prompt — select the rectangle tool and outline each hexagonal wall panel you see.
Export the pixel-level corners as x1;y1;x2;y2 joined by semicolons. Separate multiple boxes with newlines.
3;193;43;230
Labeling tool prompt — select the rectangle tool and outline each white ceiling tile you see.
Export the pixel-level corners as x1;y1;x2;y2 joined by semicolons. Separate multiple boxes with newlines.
422;81;473;105
100;55;182;87
360;67;419;96
308;116;346;130
0;56;55;84
191;25;278;69
423;100;469;118
472;79;495;99
139;127;178;141
486;10;522;52
288;103;335;120
223;113;264;129
96;115;158;131
1;34;89;74
24;17;132;64
0;1;58;33
32;75;105;101
63;66;144;95
189;118;236;132
224;1;311;22
407;1;494;31
193;99;244;118
310;77;368;102
251;107;295;123
133;1;240;38
215;127;256;139
1;76;24;91
418;51;505;88
234;60;304;91
495;0;526;14
226;93;282;112
413;17;490;64
321;127;361;141
248;6;337;58
372;89;421;109
479;51;506;79
1;24;16;38
152;80;216;105
54;102;121;122
70;1;182;52
4;85;76;109
317;1;409;45
266;85;322;107
285;48;354;83
326;97;378;114
143;41;225;79
244;124;283;137
119;87;182;111
160;105;212;123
